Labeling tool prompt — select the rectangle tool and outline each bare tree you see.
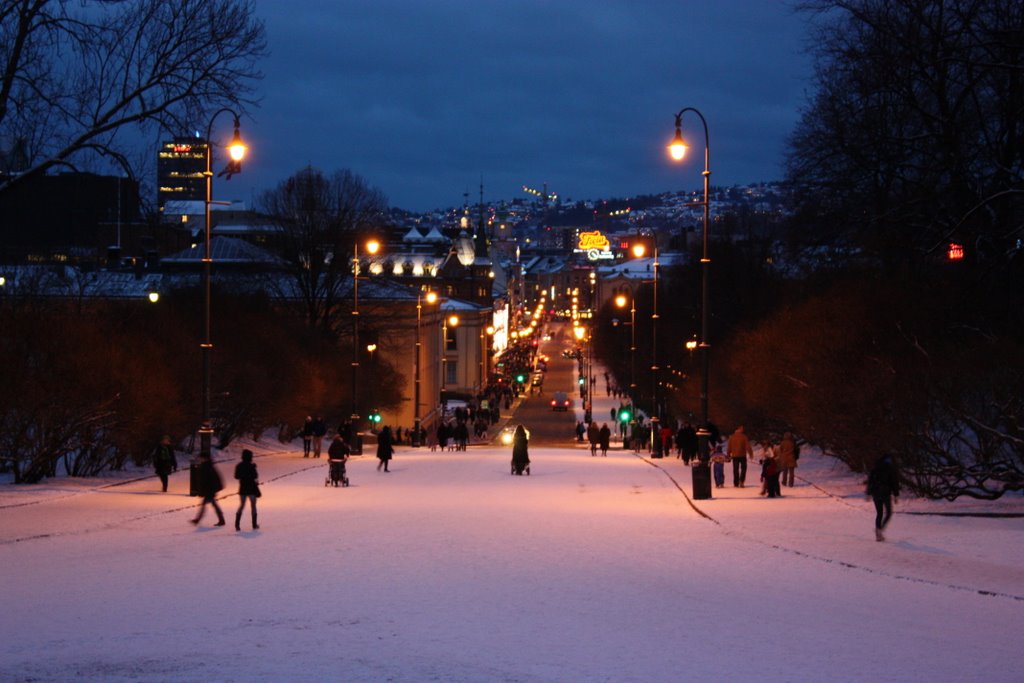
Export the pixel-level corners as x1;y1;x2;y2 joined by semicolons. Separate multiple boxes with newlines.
0;0;265;194
258;166;388;335
788;0;1024;265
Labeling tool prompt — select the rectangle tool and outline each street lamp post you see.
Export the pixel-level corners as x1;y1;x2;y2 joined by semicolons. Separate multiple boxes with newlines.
414;290;438;447
351;238;380;431
441;309;459;398
200;109;246;459
633;236;661;455
669;107;712;497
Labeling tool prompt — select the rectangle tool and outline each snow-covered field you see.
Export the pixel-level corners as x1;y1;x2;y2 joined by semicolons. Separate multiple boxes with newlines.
2;430;1022;682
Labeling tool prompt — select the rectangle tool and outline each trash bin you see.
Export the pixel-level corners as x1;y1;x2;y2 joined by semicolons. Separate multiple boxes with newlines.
692;461;712;500
350;433;363;456
189;458;201;497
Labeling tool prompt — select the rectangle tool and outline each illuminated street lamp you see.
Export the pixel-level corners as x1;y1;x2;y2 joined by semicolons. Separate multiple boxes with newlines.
669;106;712;497
614;293;636;397
414;290;438;447
351;238;380;428
199;109;246;460
441;310;460;396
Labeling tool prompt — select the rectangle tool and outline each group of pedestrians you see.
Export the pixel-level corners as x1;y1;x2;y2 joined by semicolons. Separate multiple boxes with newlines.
708;425;799;495
585;420;612;456
188;449;259;531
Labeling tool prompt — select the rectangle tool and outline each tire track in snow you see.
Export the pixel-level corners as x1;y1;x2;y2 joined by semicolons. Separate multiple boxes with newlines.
638;454;1024;604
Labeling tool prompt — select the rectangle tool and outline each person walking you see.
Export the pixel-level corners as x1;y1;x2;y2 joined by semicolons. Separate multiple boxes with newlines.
153;435;177;492
777;432;798;487
587;421;600;456
511;424;530;475
234;449;260;531
760;448;781;498
376;425;395;472
328;433;350;485
866;454;901;541
677;422;698;464
190;453;225;527
310;415;327;457
598;423;611;457
727;425;753;487
301;416;314;457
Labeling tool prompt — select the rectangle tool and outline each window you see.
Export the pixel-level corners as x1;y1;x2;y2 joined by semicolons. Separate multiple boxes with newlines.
445;360;458;386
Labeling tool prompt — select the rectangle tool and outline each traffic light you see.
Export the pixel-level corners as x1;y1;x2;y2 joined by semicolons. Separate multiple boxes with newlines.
369;410;382;424
578;376;585;386
515;372;526;384
618;407;632;423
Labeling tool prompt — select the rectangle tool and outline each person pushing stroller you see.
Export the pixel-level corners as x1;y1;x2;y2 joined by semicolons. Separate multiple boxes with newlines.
326;434;350;487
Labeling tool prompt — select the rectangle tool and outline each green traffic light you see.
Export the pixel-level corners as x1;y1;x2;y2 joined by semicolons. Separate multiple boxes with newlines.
619;410;631;422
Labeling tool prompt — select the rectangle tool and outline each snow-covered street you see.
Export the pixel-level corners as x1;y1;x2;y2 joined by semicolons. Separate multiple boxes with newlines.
2;436;1022;682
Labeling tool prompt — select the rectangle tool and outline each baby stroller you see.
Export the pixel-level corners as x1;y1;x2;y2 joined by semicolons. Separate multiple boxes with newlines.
326;458;349;487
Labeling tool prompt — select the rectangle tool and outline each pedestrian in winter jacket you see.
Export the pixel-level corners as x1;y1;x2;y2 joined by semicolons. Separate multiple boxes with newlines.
153;435;177;492
234;449;260;531
760;450;781;498
301;416;314;457
777;432;798;487
598;423;611;456
190;454;225;527
866;454;901;541
511;425;530;475
311;416;327;457
727;426;753;487
588;421;600;456
376;426;395;472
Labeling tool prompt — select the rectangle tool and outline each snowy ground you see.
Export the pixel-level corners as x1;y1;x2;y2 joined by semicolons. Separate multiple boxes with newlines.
3;396;1023;681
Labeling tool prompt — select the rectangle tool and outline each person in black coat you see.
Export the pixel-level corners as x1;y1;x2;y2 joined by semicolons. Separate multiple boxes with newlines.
301;416;314;457
866;454;901;541
234;449;260;531
511;425;530;475
311;415;327;457
190;453;225;527
153;435;177;492
376;426;395;472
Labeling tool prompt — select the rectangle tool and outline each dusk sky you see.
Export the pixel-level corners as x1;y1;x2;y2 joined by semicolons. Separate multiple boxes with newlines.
223;1;813;212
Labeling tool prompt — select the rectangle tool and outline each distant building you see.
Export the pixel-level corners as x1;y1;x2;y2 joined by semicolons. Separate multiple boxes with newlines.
157;137;207;212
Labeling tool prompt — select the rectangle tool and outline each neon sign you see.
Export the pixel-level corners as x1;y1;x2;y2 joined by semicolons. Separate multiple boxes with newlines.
577;231;610;251
575;230;614;261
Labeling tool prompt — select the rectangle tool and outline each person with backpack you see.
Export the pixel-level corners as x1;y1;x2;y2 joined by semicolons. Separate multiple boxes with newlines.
866;454;901;541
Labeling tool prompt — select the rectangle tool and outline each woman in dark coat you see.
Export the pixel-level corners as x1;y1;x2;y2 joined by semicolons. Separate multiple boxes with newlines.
190;453;225;527
234;449;260;531
376;426;395;472
867;454;900;541
511;425;530;475
598;423;611;456
153;435;177;492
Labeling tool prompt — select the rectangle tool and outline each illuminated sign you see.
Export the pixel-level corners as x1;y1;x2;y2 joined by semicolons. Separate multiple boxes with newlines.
574;230;614;261
577;231;610;251
172;144;193;153
947;242;965;261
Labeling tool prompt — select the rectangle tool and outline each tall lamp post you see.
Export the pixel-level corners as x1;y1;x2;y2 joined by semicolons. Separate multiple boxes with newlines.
441;309;460;398
414;290;438;447
351;238;381;431
614;293;636;400
669;107;712;497
632;237;661;455
200;109;246;459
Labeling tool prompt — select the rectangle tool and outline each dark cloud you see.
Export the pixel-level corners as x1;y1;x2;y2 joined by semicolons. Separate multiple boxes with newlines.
229;0;811;211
